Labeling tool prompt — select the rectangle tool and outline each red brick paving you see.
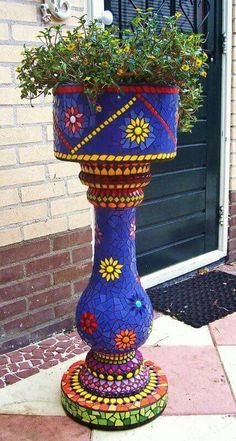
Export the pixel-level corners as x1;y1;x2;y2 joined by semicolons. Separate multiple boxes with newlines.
0;329;89;388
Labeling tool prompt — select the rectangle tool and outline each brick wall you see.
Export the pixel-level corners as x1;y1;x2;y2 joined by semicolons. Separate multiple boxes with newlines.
0;1;94;353
0;0;91;246
230;2;236;261
0;227;92;354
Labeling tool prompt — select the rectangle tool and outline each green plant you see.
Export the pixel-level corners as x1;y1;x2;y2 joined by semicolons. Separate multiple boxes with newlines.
17;9;208;132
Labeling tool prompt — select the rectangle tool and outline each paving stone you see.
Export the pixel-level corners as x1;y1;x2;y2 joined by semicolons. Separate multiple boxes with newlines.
0;355;8;365
8;364;19;373
93;415;236;441
31;359;42;366
9;354;23;363
20;345;37;353
18;361;31;370
40;360;58;369
142;346;236;415
4;374;20;385
17;368;39;379
218;346;236;398
209;313;236;345
0;415;91;441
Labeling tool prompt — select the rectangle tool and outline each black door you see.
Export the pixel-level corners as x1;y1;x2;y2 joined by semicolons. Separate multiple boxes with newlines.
105;0;222;276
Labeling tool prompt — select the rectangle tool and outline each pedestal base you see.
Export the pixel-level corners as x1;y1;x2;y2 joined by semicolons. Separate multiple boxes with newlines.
61;359;168;430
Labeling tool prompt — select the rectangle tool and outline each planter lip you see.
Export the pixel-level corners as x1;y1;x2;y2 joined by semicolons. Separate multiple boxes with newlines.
54;83;179;95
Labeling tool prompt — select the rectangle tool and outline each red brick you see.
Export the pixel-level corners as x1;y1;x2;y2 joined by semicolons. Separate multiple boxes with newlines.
0;355;8;365
230;204;236;216
0;299;26;321
30;317;74;342
17;368;39;378
25;252;70;276
228;249;236;262
72;245;92;263
28;285;71;310
54;298;78;318
53;228;92;251
229;227;236;239
0;264;24;284
73;277;89;294
0;368;8;377
0;238;50;266
20;345;37;353
4;309;54;334
31;359;42;366
0;274;51;302
18;361;31;369
8;363;20;373
54;262;92;285
229;215;236;227
229;191;236;203
41;360;58;369
228;237;236;251
5;374;19;385
0;335;30;355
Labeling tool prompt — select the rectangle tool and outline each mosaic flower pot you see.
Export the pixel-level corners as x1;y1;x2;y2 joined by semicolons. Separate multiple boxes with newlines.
54;84;179;430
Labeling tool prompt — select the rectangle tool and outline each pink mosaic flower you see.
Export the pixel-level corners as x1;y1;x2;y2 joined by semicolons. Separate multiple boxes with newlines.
64;106;83;134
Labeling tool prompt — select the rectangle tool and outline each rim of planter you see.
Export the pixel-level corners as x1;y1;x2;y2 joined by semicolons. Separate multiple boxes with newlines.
53;84;179;95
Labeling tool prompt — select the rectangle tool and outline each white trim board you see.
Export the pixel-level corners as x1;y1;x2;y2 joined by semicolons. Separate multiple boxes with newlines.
89;1;231;287
141;250;225;289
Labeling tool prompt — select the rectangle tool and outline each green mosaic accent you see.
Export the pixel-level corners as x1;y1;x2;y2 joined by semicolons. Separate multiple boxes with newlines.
61;392;168;429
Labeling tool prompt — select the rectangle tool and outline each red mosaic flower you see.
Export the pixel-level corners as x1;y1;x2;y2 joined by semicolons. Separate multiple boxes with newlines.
80;312;98;335
64;106;83;134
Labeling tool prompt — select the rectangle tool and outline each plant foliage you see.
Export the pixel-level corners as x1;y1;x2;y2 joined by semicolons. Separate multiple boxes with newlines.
17;10;208;132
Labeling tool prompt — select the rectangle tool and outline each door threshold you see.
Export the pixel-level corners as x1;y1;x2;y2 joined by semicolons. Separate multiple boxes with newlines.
141;250;226;289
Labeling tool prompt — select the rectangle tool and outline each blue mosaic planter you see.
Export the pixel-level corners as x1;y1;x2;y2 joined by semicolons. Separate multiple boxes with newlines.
58;84;179;430
53;84;179;163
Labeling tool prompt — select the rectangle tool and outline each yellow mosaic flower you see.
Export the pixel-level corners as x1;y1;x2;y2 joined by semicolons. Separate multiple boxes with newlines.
96;105;102;112
148;55;156;60
99;257;123;282
125;117;150;145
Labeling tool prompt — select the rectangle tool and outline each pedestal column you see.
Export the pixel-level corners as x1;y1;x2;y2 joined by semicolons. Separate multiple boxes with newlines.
61;161;168;430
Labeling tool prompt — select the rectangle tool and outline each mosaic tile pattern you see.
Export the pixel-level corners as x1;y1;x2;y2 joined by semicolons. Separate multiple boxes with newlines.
53;85;179;163
61;359;167;429
76;207;153;352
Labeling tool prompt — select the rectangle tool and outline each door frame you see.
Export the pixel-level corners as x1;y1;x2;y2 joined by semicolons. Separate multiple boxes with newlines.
88;0;232;289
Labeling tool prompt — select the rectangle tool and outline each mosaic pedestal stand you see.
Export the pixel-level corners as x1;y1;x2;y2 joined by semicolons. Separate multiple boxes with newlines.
54;84;179;430
61;163;168;429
